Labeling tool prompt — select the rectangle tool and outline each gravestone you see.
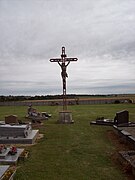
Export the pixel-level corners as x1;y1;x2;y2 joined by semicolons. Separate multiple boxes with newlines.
114;110;129;125
5;115;18;124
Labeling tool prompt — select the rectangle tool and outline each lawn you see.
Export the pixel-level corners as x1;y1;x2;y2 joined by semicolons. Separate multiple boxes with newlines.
0;104;135;180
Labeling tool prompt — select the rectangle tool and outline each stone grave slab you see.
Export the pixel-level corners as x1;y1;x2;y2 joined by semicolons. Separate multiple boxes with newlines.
90;119;114;126
0;165;10;179
0;148;24;165
90;110;135;127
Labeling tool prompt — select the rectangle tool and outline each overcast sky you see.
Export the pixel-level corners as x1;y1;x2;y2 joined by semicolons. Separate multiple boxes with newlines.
0;0;135;95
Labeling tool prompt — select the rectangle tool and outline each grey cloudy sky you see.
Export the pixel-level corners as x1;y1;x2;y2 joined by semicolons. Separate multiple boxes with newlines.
0;0;135;95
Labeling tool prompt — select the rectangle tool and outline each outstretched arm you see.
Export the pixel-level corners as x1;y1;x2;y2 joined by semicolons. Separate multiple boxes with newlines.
58;62;62;67
66;61;70;67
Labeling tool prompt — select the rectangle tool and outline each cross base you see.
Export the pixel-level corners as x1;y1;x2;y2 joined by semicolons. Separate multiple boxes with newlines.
58;111;74;124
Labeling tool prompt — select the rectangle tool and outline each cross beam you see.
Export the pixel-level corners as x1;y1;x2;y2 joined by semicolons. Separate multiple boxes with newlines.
50;58;78;62
50;46;78;111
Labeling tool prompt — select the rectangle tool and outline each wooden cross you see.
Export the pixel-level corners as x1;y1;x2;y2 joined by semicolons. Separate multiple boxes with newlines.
50;47;78;111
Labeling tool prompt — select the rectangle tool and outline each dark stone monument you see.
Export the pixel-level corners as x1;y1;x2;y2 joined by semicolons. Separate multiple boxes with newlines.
114;110;129;125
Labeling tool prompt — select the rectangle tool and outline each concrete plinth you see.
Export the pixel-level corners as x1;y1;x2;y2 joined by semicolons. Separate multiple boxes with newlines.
58;111;74;124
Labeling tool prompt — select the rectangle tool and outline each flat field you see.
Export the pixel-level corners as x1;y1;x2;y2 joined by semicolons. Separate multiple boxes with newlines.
0;104;135;180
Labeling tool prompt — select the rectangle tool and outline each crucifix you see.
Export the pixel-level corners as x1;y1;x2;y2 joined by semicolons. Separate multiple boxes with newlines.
50;46;78;111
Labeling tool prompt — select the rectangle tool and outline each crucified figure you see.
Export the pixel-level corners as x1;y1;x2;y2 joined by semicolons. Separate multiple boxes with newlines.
58;61;70;89
58;61;70;79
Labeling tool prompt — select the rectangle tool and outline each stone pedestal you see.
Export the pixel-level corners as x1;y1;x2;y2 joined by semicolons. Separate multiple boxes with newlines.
58;111;74;124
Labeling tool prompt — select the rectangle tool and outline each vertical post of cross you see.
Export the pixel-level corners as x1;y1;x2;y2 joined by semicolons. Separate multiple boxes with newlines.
61;47;67;111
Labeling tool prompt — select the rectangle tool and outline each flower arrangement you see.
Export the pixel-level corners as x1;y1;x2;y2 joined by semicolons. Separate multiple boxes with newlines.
9;146;17;155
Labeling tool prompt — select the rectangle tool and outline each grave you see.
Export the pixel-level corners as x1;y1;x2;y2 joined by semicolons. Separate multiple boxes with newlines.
90;110;134;127
0;146;24;165
26;105;51;122
0;124;39;144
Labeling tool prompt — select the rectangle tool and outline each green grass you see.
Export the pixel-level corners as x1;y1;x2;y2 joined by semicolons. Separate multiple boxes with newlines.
0;104;135;180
